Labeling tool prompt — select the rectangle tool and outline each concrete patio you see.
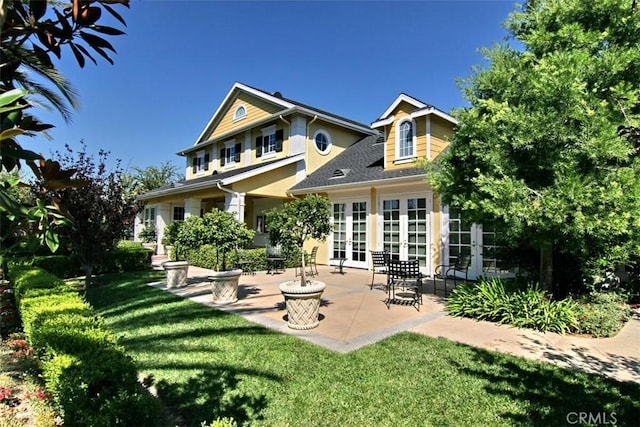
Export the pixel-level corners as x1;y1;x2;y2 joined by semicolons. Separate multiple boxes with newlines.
148;264;640;384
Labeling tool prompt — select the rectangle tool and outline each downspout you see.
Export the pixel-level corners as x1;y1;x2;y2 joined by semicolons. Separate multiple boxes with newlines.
216;182;245;221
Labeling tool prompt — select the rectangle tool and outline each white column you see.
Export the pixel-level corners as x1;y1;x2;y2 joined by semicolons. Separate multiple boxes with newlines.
184;198;202;218
156;203;171;255
133;211;144;242
224;191;245;222
289;115;307;155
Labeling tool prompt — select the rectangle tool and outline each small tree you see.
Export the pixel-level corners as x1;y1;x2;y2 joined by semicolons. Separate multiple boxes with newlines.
266;195;332;286
131;161;181;194
175;209;254;271
45;143;138;286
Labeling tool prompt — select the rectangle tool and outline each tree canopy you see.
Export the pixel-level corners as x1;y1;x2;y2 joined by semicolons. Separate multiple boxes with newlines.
427;0;640;292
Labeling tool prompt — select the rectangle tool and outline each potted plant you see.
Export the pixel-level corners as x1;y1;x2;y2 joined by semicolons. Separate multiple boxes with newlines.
138;224;157;253
160;221;189;289
266;194;332;329
177;209;254;304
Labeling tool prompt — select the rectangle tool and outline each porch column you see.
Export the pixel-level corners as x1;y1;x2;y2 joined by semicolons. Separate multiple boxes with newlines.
156;203;171;255
184;198;202;218
224;191;246;222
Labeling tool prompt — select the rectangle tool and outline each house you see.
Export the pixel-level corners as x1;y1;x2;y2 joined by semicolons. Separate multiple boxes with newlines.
137;82;504;279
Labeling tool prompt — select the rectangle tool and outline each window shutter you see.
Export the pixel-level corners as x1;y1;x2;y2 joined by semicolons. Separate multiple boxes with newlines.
275;129;284;152
234;143;241;163
220;148;225;166
255;136;262;157
192;157;197;174
204;153;210;171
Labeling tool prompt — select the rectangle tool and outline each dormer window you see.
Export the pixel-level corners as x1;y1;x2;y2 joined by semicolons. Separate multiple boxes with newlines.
395;119;416;161
234;105;247;121
192;150;209;174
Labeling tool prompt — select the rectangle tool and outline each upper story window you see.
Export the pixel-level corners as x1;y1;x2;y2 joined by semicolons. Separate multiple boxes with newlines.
313;129;332;155
234;105;246;121
256;126;284;158
220;141;241;167
191;150;210;174
397;120;415;159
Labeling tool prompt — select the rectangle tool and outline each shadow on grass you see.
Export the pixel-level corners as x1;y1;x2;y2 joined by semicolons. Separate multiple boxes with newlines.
153;368;267;426
448;344;640;426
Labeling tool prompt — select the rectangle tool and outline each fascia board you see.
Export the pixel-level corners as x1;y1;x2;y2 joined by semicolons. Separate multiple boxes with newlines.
377;94;427;121
222;153;305;185
411;107;458;125
191;82;295;146
371;116;394;128
288;174;427;195
293;106;375;135
136;179;221;201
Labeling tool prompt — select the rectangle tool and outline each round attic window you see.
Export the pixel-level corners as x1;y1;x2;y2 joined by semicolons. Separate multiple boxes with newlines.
313;130;332;155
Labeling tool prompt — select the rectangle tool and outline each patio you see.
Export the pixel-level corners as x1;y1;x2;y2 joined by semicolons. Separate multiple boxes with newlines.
148;264;640;383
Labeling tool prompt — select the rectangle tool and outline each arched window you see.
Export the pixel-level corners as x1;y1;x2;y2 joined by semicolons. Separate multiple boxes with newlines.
234;106;246;120
398;120;414;158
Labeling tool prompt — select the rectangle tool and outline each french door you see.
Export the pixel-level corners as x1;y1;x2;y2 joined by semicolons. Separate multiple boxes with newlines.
380;194;431;275
446;209;514;280
331;200;369;269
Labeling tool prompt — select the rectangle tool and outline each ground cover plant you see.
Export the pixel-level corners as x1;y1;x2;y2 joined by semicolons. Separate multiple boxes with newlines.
86;271;640;427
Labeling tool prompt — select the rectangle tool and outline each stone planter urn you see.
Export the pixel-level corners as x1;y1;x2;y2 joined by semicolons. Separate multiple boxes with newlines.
279;280;326;330
142;242;157;254
162;260;189;289
209;269;243;305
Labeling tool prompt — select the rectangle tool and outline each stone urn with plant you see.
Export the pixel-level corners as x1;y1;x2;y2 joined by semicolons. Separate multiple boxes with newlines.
160;221;189;289
138;224;157;253
266;194;332;330
178;209;255;304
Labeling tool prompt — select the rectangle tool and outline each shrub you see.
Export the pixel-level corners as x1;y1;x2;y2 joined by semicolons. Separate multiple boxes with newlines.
446;278;579;334
101;246;152;274
573;292;632;338
9;266;162;425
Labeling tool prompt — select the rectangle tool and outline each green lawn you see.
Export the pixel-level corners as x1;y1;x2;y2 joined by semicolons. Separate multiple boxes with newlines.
86;271;640;427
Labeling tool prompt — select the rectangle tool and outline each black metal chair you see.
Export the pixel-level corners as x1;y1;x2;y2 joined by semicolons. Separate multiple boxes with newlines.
370;250;389;290
235;249;255;275
433;254;472;297
265;243;285;275
295;246;319;278
386;259;423;311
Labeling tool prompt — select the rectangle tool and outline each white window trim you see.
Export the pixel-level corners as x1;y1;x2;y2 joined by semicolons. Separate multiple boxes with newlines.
313;129;332;155
395;118;417;161
195;150;206;175
261;124;277;158
172;205;185;222
224;139;237;168
233;105;247;122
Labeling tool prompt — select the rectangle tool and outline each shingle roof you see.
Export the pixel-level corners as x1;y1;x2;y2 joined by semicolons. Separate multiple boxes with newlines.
289;134;426;192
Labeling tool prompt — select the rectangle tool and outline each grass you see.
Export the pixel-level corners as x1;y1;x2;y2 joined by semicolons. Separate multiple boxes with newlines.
87;271;640;426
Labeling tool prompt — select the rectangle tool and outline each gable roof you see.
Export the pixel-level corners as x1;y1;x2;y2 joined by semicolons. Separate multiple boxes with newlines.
184;82;375;155
288;134;426;194
371;93;458;128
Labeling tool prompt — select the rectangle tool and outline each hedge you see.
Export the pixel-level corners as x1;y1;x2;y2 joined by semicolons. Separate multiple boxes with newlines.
9;266;161;426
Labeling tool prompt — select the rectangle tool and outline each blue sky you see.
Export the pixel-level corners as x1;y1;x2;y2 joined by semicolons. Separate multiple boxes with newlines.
28;1;518;173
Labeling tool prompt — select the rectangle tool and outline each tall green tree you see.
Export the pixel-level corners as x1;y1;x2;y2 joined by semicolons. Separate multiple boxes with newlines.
427;0;640;293
131;161;181;194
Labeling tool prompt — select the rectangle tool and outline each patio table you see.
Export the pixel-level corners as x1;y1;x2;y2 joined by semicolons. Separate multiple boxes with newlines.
329;257;347;274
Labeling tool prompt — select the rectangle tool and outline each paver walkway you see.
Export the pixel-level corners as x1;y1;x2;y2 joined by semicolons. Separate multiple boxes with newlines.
148;264;640;384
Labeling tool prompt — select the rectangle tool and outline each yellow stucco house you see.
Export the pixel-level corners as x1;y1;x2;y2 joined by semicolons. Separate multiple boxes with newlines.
137;82;504;279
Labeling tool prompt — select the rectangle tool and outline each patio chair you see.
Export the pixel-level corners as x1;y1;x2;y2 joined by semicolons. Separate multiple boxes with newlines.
369;250;389;290
265;243;285;275
235;249;255;275
295;246;319;278
433;254;472;297
386;259;423;311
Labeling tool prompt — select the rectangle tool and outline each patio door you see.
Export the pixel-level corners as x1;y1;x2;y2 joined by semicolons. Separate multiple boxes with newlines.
331;200;369;269
380;195;431;275
446;209;515;280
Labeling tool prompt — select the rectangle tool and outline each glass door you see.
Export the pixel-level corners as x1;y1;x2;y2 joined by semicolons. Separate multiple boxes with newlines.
381;195;431;274
331;200;369;269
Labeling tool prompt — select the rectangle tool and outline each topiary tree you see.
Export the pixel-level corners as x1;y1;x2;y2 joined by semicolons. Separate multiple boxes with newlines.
175;209;254;271
266;194;332;286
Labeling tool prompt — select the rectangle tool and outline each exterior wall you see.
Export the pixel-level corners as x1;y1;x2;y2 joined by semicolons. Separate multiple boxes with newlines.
233;163;299;197
430;116;455;159
306;120;364;173
208;93;283;140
